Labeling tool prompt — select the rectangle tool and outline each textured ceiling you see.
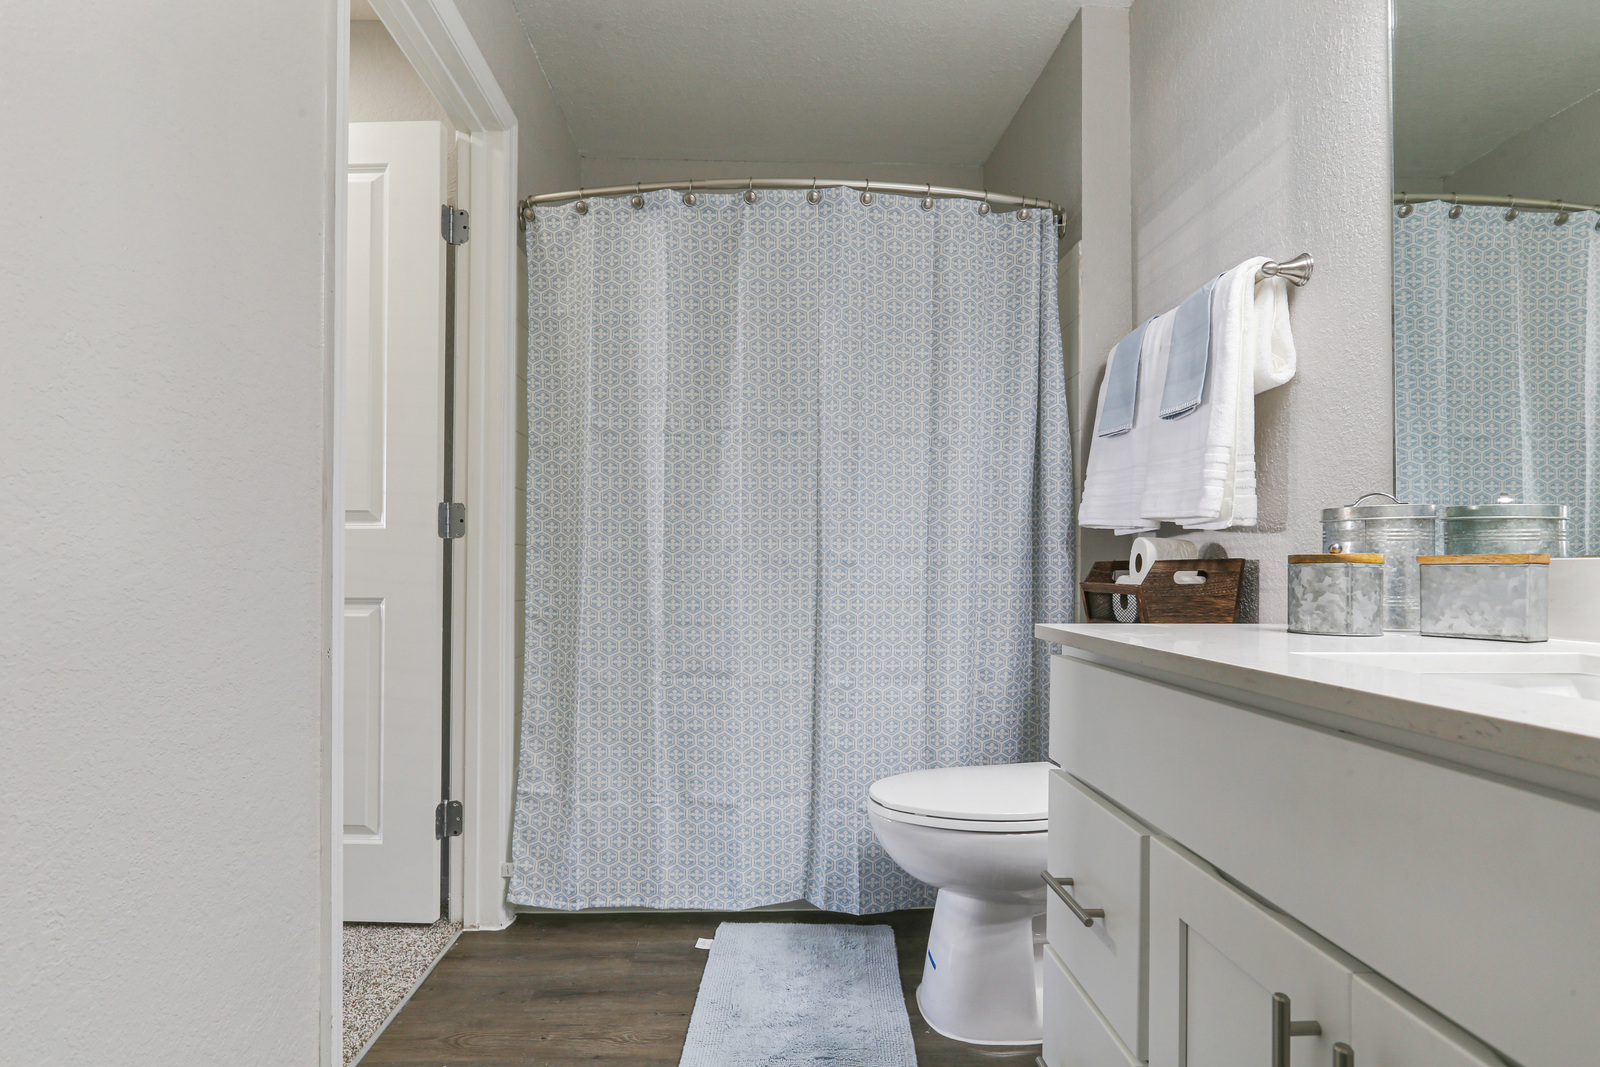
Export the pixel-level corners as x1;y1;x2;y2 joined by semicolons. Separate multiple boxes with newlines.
509;0;1127;165
1393;0;1600;178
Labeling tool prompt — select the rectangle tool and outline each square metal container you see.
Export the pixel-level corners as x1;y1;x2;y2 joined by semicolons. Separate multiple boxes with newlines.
1287;554;1385;636
1418;554;1549;642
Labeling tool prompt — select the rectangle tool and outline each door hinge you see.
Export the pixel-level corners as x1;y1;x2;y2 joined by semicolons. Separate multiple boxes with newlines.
438;502;466;539
436;800;464;840
441;205;470;245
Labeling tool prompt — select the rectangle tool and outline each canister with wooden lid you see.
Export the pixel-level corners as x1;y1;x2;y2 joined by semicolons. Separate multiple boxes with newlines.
1418;553;1549;642
1287;553;1385;636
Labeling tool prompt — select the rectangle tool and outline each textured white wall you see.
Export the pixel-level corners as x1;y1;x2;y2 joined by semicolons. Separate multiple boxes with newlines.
1128;0;1393;620
0;1;338;1062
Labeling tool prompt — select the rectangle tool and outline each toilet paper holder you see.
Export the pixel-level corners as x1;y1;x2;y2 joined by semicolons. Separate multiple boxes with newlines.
1080;558;1249;624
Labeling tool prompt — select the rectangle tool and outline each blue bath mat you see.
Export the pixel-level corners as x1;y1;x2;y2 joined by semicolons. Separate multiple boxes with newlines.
679;922;917;1067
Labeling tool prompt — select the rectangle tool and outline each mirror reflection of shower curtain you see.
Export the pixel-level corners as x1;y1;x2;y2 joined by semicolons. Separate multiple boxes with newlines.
510;189;1072;913
1395;202;1599;553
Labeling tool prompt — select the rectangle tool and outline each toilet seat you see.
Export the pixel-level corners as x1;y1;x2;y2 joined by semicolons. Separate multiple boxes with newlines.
868;762;1050;833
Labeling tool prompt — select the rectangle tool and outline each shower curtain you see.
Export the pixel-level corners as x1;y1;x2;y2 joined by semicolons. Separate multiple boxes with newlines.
509;188;1071;913
1395;202;1600;553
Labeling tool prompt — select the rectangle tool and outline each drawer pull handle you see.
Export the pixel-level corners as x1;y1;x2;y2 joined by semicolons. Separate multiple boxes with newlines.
1272;992;1323;1067
1332;1043;1354;1067
1040;871;1105;927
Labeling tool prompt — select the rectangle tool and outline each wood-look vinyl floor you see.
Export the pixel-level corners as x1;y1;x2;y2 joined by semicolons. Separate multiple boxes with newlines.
361;908;1042;1066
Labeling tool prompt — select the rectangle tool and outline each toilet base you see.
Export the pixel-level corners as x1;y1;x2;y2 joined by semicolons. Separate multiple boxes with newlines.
915;887;1045;1045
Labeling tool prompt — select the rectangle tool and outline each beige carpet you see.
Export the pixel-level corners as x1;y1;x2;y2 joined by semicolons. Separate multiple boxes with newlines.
343;916;461;1064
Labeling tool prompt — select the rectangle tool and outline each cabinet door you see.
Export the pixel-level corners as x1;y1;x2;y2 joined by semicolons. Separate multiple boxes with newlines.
1043;945;1142;1067
1150;838;1359;1067
1047;770;1149;1058
1350;973;1508;1066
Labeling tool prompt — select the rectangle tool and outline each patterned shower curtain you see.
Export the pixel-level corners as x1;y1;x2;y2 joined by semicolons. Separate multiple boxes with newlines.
1395;202;1600;553
509;188;1071;913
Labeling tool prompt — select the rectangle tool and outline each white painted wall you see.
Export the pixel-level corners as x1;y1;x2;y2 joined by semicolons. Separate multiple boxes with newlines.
982;8;1136;587
0;1;339;1062
446;0;580;803
1125;0;1393;620
579;158;982;191
1445;90;1600;206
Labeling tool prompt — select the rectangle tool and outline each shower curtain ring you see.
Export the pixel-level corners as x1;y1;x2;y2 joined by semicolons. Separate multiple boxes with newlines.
631;183;645;210
920;183;934;211
1504;197;1519;221
1448;194;1463;220
744;178;759;205
574;188;589;215
683;180;698;207
807;178;822;204
860;179;874;206
978;191;991;216
1396;193;1412;219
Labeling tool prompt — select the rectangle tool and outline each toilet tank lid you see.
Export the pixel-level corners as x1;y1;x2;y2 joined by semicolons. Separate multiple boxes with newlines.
868;762;1050;822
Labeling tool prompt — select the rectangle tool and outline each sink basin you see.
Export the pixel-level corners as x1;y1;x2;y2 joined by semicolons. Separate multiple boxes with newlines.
1291;651;1600;701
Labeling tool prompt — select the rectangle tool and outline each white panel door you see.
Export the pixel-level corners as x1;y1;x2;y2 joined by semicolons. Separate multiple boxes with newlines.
1149;838;1360;1067
344;120;447;923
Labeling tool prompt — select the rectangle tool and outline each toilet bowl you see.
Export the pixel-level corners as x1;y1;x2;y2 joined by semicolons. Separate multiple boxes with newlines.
867;761;1050;1046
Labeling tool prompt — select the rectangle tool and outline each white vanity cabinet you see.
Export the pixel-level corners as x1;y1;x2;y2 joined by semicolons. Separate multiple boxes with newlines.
1349;974;1507;1067
1036;628;1600;1067
1148;837;1357;1067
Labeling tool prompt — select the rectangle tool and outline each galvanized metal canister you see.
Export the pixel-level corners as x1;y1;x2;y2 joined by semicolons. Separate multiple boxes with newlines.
1287;553;1385;636
1418;553;1550;642
1441;499;1568;557
1320;493;1437;631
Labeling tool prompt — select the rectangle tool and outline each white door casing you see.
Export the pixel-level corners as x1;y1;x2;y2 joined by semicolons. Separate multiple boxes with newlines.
344;120;448;923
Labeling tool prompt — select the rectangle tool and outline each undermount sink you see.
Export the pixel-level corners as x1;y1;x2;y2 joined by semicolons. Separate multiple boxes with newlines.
1292;651;1600;701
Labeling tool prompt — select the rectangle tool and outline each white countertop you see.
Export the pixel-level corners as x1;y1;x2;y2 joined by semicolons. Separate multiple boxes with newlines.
1036;623;1600;781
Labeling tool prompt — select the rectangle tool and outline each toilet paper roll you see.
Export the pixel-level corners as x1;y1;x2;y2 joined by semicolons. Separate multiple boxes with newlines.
1130;536;1198;583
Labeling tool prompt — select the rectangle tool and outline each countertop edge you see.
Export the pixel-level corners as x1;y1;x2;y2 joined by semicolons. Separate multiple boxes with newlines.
1036;623;1600;782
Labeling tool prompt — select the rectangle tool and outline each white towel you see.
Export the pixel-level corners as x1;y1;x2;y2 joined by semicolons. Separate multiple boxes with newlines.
1078;310;1175;531
1205;262;1297;528
1139;257;1296;529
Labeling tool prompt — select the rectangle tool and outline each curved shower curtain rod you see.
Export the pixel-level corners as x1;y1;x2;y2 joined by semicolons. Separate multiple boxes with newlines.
521;178;1068;237
1394;191;1600;226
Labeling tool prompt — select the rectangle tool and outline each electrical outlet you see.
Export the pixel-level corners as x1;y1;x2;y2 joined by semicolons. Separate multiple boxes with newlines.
500;862;514;878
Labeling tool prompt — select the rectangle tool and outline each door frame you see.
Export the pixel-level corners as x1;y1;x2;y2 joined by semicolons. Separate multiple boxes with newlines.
326;1;520;1059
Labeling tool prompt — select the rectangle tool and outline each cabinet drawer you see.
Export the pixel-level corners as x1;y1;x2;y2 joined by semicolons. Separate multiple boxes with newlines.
1042;944;1141;1067
1150;837;1359;1067
1046;770;1149;1059
1351;973;1507;1066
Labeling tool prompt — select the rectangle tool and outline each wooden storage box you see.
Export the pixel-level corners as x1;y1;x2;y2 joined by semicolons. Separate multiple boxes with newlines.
1080;558;1247;624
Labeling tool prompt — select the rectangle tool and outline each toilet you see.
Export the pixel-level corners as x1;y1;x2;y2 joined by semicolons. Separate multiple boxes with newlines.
867;761;1050;1045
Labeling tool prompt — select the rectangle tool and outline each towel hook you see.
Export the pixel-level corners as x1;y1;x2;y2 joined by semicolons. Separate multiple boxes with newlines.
1256;253;1314;287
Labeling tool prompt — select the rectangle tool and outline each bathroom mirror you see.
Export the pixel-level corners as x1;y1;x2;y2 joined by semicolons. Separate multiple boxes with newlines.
1390;1;1600;554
